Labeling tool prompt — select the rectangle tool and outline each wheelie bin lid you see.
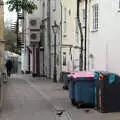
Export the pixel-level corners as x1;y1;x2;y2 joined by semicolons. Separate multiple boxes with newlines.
94;71;120;81
68;71;95;80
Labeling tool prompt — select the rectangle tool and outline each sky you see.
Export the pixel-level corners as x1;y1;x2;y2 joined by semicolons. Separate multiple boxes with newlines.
4;1;17;25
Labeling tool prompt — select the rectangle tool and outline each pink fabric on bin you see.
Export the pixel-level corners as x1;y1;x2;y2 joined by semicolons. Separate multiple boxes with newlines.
68;71;95;79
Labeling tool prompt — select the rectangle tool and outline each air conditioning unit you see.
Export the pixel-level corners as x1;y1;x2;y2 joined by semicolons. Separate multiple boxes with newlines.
30;31;40;42
29;18;40;30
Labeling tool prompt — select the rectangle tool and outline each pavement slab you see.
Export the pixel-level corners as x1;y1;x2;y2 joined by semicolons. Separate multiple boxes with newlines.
1;74;120;120
0;77;56;120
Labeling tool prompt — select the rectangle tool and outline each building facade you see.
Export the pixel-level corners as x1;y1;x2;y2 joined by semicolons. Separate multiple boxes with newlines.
79;0;120;73
61;0;81;72
21;0;62;81
0;0;5;73
21;0;84;81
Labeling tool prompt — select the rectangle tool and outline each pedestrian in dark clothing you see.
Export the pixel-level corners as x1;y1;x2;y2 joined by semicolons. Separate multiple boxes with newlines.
5;60;13;77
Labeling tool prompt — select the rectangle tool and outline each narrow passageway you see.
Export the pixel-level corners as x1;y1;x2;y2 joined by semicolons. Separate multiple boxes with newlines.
1;75;120;120
0;76;55;120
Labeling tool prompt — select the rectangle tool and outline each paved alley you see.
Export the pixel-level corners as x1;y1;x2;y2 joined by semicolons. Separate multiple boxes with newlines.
0;75;120;120
0;76;55;120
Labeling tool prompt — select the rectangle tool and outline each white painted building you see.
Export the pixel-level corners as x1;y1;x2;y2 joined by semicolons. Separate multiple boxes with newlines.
61;0;81;72
21;0;41;74
21;0;83;81
79;0;120;74
21;0;62;81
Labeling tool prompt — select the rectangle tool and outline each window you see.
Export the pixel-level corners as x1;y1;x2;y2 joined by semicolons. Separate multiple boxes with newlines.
89;54;94;69
76;18;79;43
53;0;56;11
57;54;59;65
92;4;98;31
69;9;71;16
69;48;72;60
64;8;67;33
63;52;66;66
119;0;120;9
42;2;45;19
83;9;85;26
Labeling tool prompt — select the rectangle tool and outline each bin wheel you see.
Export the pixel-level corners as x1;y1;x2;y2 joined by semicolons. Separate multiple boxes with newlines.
76;101;84;109
76;103;81;109
100;109;105;113
71;99;76;106
63;85;68;90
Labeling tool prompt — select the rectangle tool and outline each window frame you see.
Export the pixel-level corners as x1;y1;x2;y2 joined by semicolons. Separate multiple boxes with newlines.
117;0;120;12
42;2;45;19
92;4;99;32
63;52;66;66
53;0;56;11
63;7;67;34
83;9;85;27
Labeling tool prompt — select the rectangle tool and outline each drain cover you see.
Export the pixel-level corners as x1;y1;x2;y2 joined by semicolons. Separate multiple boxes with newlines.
56;111;72;120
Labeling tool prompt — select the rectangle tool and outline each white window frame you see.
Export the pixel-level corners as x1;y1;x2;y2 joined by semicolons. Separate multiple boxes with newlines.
63;52;66;66
75;18;79;43
64;7;67;34
42;2;45;19
83;9;85;27
92;4;98;32
53;0;56;11
119;0;120;9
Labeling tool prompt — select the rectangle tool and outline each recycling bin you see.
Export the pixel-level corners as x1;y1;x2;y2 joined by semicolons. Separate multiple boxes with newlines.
95;72;120;113
68;72;80;105
68;72;95;107
69;77;76;105
74;76;95;108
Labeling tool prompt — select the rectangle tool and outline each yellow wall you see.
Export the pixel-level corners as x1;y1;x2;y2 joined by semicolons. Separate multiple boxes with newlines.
61;0;76;46
61;0;81;72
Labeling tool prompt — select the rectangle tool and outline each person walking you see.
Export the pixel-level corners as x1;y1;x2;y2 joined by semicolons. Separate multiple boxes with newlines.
5;59;13;77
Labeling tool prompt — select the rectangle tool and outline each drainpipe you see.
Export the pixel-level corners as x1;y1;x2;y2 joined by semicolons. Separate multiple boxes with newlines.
77;0;84;71
84;0;88;71
32;45;35;76
47;0;51;78
60;2;62;76
87;0;91;70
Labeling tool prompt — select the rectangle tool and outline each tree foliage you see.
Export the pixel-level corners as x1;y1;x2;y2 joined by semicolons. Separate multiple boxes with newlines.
6;0;37;13
6;0;38;53
4;27;20;54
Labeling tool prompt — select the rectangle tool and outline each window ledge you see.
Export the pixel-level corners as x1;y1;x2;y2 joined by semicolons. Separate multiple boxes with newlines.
63;34;67;37
117;9;120;13
82;26;85;29
53;9;56;12
91;29;98;32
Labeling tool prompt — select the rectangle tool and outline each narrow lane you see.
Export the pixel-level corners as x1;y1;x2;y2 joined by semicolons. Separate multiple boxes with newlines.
0;77;55;120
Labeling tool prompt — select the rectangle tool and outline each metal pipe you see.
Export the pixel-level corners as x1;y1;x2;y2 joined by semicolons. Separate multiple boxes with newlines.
87;0;90;71
32;45;35;75
43;26;45;77
16;4;19;48
60;2;62;76
53;33;57;82
47;0;51;78
84;0;88;71
77;0;84;71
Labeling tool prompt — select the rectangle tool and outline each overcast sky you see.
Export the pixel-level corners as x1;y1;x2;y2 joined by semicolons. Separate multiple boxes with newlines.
4;1;17;25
